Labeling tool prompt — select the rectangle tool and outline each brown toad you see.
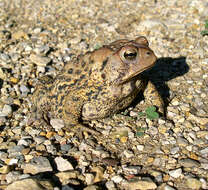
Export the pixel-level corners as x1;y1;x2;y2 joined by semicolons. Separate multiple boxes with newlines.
31;36;164;134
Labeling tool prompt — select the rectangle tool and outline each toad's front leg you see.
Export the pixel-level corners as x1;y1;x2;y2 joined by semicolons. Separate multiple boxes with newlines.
143;81;164;115
62;95;100;135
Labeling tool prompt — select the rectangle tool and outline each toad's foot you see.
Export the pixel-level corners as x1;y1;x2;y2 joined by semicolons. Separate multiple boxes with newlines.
64;120;101;136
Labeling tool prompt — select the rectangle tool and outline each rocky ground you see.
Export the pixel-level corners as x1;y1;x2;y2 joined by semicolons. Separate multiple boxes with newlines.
0;0;208;189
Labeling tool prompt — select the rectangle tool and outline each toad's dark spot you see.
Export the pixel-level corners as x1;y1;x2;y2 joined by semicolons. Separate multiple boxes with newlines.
50;95;57;100
58;84;68;91
101;73;106;79
92;94;98;100
100;91;107;95
88;68;92;76
86;90;94;97
60;95;65;105
100;57;108;71
80;74;85;80
89;59;94;65
58;109;63;113
68;68;73;74
97;86;102;91
89;113;95;117
81;61;86;67
84;67;89;72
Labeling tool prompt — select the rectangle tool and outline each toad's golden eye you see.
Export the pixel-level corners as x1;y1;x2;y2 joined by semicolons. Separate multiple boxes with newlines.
120;47;138;63
123;49;137;60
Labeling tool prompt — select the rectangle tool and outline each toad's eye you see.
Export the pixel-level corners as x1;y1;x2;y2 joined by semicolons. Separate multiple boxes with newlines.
121;47;138;62
124;50;137;60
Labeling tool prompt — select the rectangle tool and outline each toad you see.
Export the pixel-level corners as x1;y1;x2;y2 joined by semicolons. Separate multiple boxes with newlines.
31;36;164;134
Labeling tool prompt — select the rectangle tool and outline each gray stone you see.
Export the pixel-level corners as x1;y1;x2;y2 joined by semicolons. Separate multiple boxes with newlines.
123;177;157;190
17;136;33;146
34;136;47;145
5;178;45;190
8;145;24;157
22;156;53;174
0;53;10;62
177;137;188;146
147;126;158;135
46;144;57;155
122;165;141;175
179;158;200;168
30;54;51;66
20;85;30;95
201;163;208;170
34;45;50;55
200;147;208;155
170;147;180;154
60;144;73;152
6;171;21;183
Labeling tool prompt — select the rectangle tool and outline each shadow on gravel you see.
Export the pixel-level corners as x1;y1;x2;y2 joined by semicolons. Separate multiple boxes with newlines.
0;79;3;89
143;56;189;106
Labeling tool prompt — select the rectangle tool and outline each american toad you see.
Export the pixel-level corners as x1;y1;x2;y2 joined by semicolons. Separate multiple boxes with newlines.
31;36;164;134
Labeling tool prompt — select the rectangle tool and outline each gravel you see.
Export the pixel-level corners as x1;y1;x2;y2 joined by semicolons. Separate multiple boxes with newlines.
0;0;207;189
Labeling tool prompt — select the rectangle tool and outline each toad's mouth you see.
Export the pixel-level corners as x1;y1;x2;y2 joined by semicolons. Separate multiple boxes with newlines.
119;63;155;84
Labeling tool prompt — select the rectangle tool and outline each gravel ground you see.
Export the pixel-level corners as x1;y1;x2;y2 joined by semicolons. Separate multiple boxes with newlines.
0;0;208;189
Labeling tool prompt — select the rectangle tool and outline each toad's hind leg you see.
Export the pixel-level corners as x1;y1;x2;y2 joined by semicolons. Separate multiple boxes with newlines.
143;81;164;115
30;76;53;124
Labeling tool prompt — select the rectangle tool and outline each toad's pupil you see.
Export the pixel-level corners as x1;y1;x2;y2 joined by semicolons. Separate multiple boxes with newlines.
124;50;137;60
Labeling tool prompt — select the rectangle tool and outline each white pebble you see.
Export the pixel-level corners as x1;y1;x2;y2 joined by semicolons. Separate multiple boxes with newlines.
169;168;182;178
111;175;123;183
1;104;12;116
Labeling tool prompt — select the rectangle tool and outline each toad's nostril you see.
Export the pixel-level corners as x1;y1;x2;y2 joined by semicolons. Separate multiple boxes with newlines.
146;51;151;56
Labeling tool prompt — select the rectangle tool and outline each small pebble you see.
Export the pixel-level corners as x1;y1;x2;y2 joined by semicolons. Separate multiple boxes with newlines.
168;168;182;178
30;54;51;66
50;119;65;131
123;150;134;158
1;104;12;117
111;175;124;183
85;173;95;185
